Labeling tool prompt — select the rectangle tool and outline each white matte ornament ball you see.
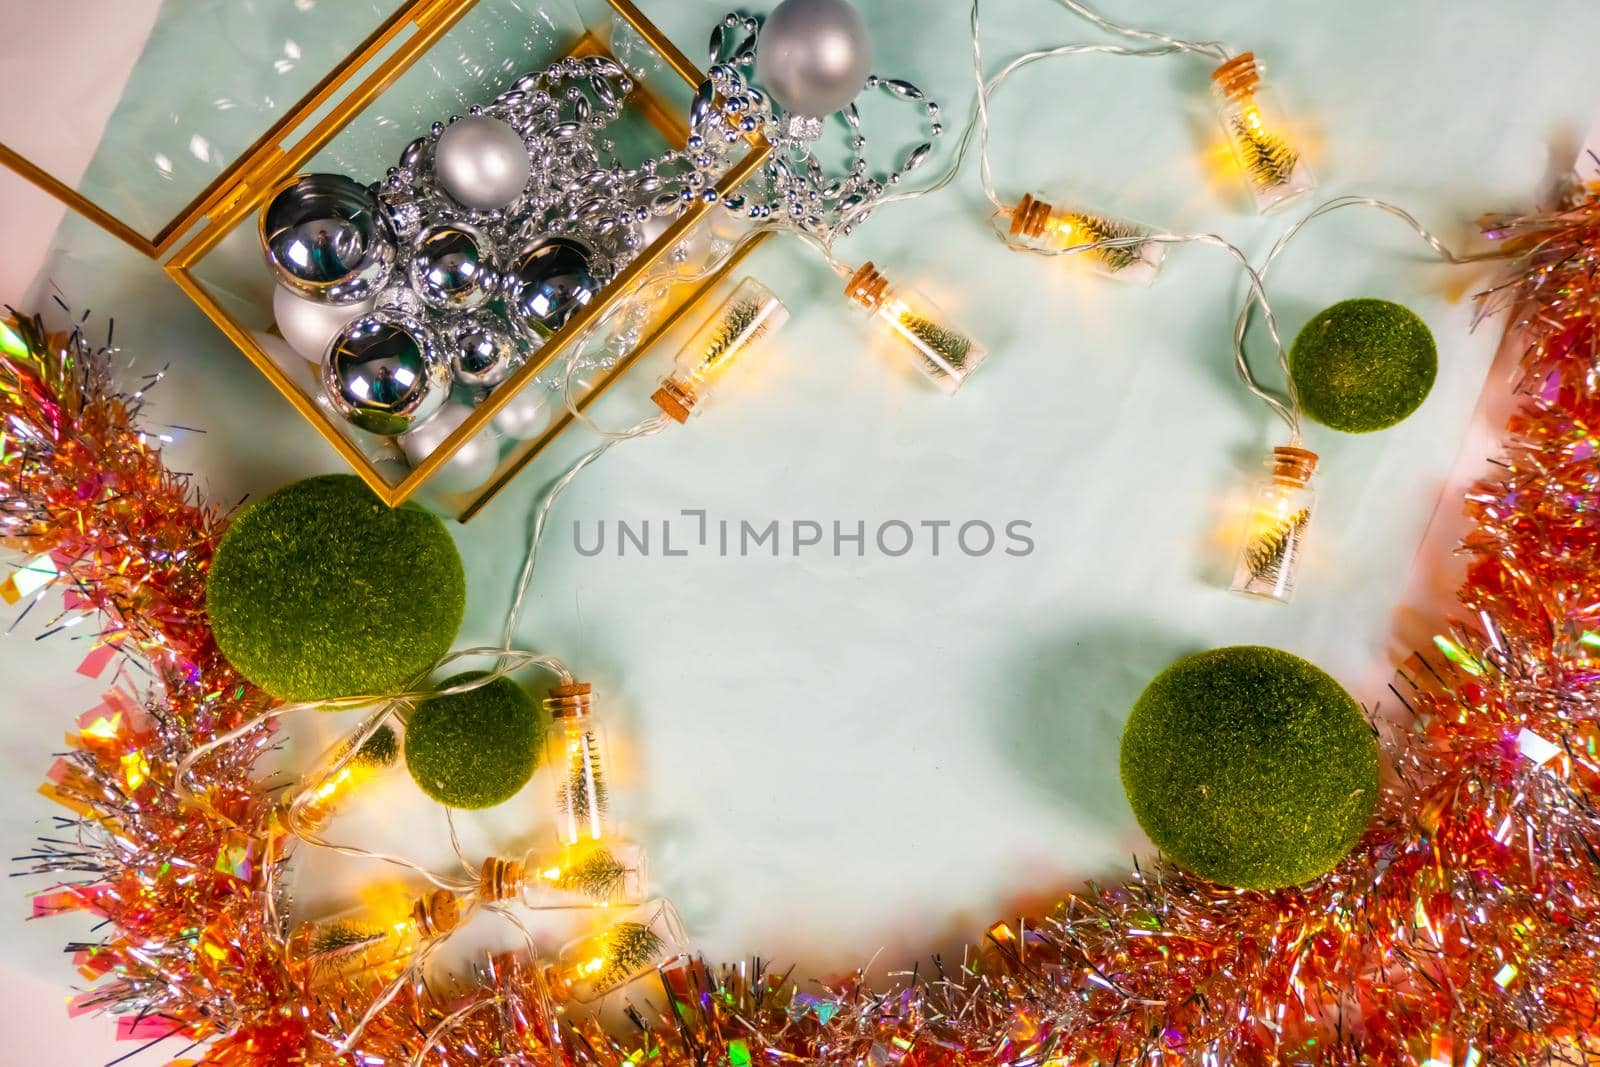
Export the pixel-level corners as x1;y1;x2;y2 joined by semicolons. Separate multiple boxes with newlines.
432;115;531;211
492;383;552;440
400;402;500;492
756;0;873;118
273;285;374;362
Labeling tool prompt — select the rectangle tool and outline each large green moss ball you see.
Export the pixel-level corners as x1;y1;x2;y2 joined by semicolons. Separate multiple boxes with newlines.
1289;298;1436;433
1119;646;1379;890
404;671;544;808
208;474;465;701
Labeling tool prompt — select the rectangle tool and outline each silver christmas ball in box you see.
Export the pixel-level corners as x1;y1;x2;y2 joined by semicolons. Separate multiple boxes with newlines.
322;310;450;436
261;174;396;304
446;311;523;389
504;235;603;342
409;222;501;311
433;115;531;211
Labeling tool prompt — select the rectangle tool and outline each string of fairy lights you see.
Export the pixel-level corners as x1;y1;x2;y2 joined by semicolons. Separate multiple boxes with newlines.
226;0;1516;1056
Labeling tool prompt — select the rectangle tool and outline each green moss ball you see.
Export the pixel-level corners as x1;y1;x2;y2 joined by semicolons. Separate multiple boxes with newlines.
1119;646;1379;890
1289;298;1436;433
404;671;544;808
208;475;465;701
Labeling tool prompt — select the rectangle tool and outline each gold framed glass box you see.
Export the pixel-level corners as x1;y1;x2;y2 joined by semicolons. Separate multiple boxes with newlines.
3;0;769;521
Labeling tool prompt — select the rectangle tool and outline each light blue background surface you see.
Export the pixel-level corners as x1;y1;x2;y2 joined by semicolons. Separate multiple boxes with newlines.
7;2;1600;1053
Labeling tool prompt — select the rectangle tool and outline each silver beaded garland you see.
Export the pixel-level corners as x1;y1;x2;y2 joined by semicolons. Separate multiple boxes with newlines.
697;4;943;238
265;8;935;443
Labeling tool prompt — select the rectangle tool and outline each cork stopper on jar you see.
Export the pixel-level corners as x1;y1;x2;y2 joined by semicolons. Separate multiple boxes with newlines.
1009;193;1055;240
650;379;695;423
544;681;594;719
478;854;526;903
844;261;891;312
1211;52;1261;101
412;889;462;938
1270;445;1318;486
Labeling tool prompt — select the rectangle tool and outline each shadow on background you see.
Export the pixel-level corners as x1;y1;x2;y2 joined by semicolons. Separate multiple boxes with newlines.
997;618;1199;839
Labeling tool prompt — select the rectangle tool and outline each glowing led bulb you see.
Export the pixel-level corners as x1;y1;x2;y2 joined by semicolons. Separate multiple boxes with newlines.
545;682;616;846
288;714;399;832
478;840;649;908
1211;52;1314;213
1231;445;1317;603
999;194;1166;285
544;898;687;1003
284;888;462;980
843;262;988;394
651;277;789;422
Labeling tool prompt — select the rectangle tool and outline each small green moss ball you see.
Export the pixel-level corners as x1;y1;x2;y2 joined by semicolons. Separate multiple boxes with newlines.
1289;298;1436;433
1119;646;1379;890
208;475;465;701
404;671;544;809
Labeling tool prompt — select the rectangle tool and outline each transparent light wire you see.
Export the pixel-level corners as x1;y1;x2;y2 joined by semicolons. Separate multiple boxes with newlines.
551;218;850;443
843;1;1183;230
331;890;545;1057
968;0;1186;214
1004;227;1301;436
499;412;668;657
411;996;508;1067
401;904;548;1065
942;3;1500;440
1049;0;1231;62
1229;194;1505;441
445;806;479;880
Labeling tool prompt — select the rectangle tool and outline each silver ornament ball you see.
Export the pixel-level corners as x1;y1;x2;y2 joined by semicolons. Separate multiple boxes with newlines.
408;222;501;311
447;311;524;389
322;311;451;436
756;0;873;118
272;285;374;362
400;402;501;493
505;235;603;341
433;115;531;210
261;173;395;304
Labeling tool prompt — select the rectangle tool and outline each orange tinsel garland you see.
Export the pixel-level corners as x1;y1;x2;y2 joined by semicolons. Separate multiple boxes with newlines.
11;179;1600;1064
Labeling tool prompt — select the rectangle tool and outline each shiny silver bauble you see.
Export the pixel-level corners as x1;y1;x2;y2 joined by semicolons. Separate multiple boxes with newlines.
433;115;531;211
322;311;450;436
504;235;603;342
446;311;523;389
756;0;873;118
261;173;395;304
408;222;500;311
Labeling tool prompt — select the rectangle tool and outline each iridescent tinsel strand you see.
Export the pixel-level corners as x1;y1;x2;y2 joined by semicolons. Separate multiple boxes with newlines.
13;183;1600;1064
